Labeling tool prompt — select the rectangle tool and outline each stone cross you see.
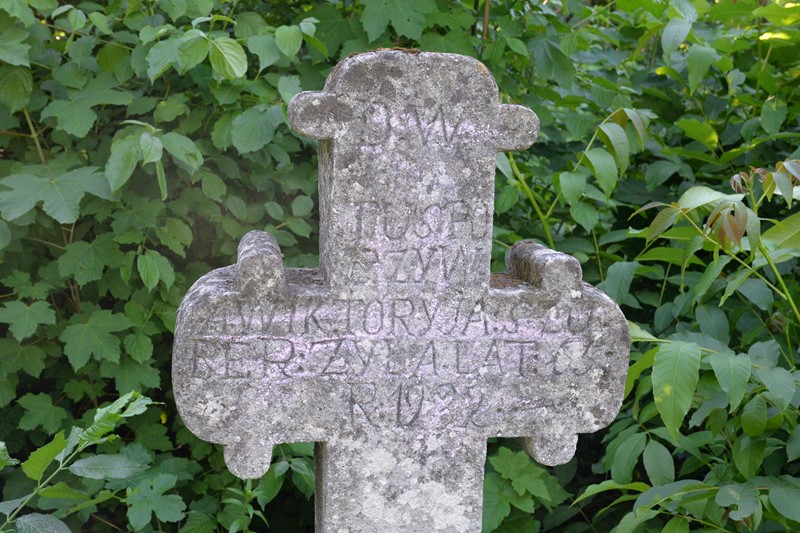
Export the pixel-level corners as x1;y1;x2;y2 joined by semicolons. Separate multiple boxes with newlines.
173;50;629;532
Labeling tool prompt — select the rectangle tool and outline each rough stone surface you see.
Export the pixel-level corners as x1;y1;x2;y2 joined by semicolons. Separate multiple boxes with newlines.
173;50;630;532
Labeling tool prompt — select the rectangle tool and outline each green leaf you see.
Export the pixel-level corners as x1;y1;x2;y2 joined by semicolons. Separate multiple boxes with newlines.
1;166;110;224
763;210;800;249
643;439;674;485
275;25;303;57
676;118;718;151
0;301;56;341
277;75;302;104
661;18;691;58
558;171;586;206
146;37;181;82
69;454;148;479
600;261;638;306
39;481;90;500
570;202;599;232
611;432;647;484
0;442;19;471
583;147;618;195
662;517;689;533
598;122;630;173
360;0;436;41
58;234;124;286
21;431;66;482
106;135;141;192
694;256;731;303
256;466;285;507
707;351;750;410
247;34;280;71
787;426;800;462
140;132;163;165
687;45;715;94
124;332;154;363
761;97;788;135
733;435;764;478
741;395;767;436
17;393;69;434
0;28;31;66
483;472;512;532
101;357;160;394
0;64;32;113
714;481;761;520
208;37;247;80
231;106;275;154
15;514;71;533
768;477;800;522
652;341;701;441
677;186;742;210
574;480;649;505
757;367;796;411
126;473;186;530
161;132;203;173
265;201;285;221
176;30;209;73
138;254;159;291
0;339;46;378
60;310;133;370
291;196;314;217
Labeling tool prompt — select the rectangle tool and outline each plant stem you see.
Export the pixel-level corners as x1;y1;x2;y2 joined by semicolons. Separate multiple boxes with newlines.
23;108;46;164
508;154;556;248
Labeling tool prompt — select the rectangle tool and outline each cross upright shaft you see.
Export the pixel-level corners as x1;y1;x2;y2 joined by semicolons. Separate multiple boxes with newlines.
173;50;630;532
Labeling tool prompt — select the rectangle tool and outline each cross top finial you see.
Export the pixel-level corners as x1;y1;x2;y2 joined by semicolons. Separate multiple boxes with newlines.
287;51;539;298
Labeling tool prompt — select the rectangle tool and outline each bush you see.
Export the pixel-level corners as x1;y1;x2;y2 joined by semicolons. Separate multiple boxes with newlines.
1;0;799;531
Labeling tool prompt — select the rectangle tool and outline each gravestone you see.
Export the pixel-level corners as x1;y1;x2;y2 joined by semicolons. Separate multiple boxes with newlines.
173;50;629;531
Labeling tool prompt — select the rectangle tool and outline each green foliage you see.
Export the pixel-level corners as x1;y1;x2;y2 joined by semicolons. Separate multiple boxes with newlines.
1;0;799;531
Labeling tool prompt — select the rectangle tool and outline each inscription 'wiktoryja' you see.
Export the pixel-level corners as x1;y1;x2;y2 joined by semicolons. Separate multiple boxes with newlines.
173;50;630;532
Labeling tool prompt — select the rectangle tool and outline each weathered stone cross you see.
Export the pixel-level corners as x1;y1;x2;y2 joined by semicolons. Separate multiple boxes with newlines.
173;50;629;531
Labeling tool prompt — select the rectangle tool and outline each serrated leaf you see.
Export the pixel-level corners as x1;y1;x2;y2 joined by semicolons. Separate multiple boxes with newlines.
58;234;124;286
1;166;110;223
17;393;69;434
0;339;46;378
483;472;512;532
101;357;160;394
0;64;32;113
707;351;750;410
583;147;618;195
15;514;71;533
0;301;56;341
652;341;701;441
231;106;274;154
275;25;303;57
60;310;133;370
21;431;66;481
126;473;185;529
570;202;599;232
361;0;436;41
0;28;31;66
208;37;247;80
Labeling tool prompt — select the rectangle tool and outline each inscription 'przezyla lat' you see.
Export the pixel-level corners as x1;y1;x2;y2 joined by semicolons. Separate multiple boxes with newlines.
173;50;630;532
